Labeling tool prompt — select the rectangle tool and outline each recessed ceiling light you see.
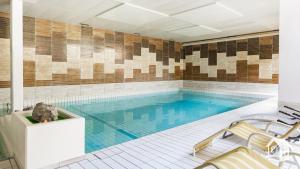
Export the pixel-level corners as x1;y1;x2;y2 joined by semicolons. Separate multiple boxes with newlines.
215;2;243;17
113;0;169;17
199;25;222;32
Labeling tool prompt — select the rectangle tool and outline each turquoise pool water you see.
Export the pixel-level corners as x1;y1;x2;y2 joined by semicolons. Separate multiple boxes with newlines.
61;90;265;153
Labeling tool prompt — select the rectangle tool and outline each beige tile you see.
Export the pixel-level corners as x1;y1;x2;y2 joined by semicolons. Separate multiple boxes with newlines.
36;55;52;80
200;58;208;73
23;47;35;61
208;66;217;77
217;53;226;69
81;58;94;79
94;52;105;63
259;59;273;79
0;38;10;81
156;61;163;78
52;62;67;74
124;60;133;78
192;55;200;66
169;58;175;74
185;55;193;63
247;55;259;65
272;54;279;74
67;44;80;59
226;56;237;74
67;58;80;69
237;51;247;60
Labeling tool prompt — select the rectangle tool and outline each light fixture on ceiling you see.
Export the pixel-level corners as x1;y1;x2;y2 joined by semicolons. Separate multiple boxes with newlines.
199;25;222;32
96;0;169;18
215;2;243;17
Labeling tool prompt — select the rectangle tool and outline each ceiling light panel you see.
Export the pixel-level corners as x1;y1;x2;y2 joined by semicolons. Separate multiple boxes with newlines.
171;26;217;37
116;0;215;15
173;3;242;26
142;18;196;32
97;3;166;26
218;0;279;17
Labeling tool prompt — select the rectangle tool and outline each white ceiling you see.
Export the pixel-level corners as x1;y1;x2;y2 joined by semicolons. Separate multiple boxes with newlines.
0;0;279;42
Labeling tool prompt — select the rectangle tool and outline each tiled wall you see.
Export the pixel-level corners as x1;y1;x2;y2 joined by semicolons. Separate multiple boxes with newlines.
183;34;279;83
0;12;184;88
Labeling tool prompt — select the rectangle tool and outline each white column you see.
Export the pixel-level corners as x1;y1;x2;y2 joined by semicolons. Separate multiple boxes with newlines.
279;0;300;105
10;0;23;112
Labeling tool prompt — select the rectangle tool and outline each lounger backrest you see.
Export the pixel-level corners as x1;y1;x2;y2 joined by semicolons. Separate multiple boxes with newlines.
280;121;300;139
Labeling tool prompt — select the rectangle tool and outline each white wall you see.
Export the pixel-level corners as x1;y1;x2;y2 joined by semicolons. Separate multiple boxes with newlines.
279;0;300;105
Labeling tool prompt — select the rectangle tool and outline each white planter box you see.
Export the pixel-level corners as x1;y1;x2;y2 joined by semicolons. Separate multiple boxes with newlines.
10;108;85;169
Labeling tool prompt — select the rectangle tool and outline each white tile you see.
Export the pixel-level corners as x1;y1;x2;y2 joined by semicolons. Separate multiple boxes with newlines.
68;163;84;169
90;159;112;169
102;158;126;169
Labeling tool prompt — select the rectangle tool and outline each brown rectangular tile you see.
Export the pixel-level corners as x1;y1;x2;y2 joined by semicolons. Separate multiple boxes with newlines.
226;40;236;56
115;69;124;83
193;66;200;81
149;44;156;53
81;26;93;58
105;32;115;48
208;50;217;65
169;41;175;58
105;73;115;83
201;44;208;58
36;19;51;37
192;45;200;52
272;74;278;84
133;69;142;81
142;38;149;48
260;45;272;59
149;65;156;81
36;36;51;55
175;66;181;80
23;16;35;47
273;35;279;54
248;64;259;82
81;79;95;84
200;73;208;80
217;42;226;53
156;50;163;61
0;16;9;39
52;21;66;33
52;32;67;62
237;39;247;51
94;36;104;53
175;52;181;63
67;68;81;85
115;32;124;64
35;80;52;86
259;36;273;45
248;38;259;55
93;63;104;83
208;77;217;81
0;81;10;88
163;42;169;65
236;60;247;82
133;42;141;56
163;41;169;57
185;46;193;55
259;79;273;83
185;63;193;80
125;45;133;60
163;69;169;81
23;61;35;87
217;69;227;81
226;74;236;82
208;43;217;50
53;74;68;85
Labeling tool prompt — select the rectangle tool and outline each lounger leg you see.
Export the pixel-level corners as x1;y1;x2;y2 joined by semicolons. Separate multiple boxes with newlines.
8;158;13;169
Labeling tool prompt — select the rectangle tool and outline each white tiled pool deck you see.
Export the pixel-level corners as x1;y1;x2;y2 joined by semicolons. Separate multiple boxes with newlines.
1;97;299;169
